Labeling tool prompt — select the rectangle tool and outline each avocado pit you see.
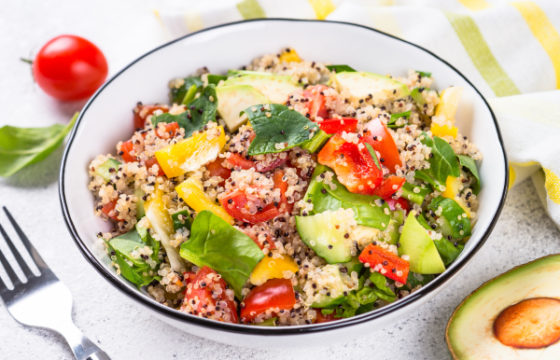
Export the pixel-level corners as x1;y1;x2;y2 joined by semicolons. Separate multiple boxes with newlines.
493;297;560;349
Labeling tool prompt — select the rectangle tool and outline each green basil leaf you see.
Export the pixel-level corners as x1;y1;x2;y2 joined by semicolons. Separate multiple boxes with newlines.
416;70;432;78
427;196;471;238
457;154;481;195
153;85;218;137
171;210;192;231
420;133;460;184
365;143;381;170
243;104;320;155
106;240;159;289
387;110;411;129
170;76;203;104
303;165;391;230
0;112;78;177
179;210;264;298
433;239;464;266
326;65;357;73
207;74;228;85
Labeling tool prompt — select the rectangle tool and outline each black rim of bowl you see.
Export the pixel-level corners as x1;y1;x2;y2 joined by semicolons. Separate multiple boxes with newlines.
59;18;509;336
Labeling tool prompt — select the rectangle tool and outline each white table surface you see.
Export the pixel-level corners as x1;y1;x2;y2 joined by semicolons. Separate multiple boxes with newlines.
2;1;559;359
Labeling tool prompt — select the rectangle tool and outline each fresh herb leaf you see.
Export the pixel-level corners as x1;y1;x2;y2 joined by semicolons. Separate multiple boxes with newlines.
181;84;198;105
369;271;396;302
403;272;433;292
326;65;357;73
420;133;460;184
300;129;331;153
416;71;432;78
427;196;471;238
0;112;78;178
434;239;464;266
153;85;218;137
180;210;264;298
171;210;192;231
365;143;381;170
303;165;391;230
170;76;203;104
243;104;320;155
414;169;443;191
387;110;411;129
207;74;228;85
457;154;480;195
321;308;334;315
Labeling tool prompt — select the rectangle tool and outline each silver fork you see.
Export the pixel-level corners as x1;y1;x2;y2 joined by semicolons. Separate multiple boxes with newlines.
0;207;110;360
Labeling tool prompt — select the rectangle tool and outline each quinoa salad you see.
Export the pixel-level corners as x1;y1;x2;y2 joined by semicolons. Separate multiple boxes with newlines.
88;48;482;326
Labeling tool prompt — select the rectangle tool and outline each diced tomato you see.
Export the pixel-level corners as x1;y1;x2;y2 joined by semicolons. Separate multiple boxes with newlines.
101;200;124;222
219;169;293;224
372;176;405;198
314;310;339;324
240;278;296;323
363;119;402;173
120;140;137;163
385;197;410;213
133;104;169;130
318;133;383;195
144;157;165;177
154;122;180;138
181;266;238;323
318;118;358;134
240;227;276;250
359;244;410;284
300;84;329;120
205;158;232;187
182;271;196;290
227;153;287;172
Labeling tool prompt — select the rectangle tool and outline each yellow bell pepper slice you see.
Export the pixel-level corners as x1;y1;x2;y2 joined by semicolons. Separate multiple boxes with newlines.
432;86;463;139
250;253;299;286
431;123;458;138
155;126;226;178
175;176;233;224
279;49;302;63
442;176;471;217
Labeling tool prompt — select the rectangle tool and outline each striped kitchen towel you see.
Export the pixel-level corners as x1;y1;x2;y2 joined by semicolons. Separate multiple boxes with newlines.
156;0;560;226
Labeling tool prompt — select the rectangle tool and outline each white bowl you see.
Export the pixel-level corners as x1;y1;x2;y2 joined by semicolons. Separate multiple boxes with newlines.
59;19;508;348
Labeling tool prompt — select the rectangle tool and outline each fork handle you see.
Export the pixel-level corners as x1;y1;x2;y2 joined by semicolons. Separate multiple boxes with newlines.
57;320;111;360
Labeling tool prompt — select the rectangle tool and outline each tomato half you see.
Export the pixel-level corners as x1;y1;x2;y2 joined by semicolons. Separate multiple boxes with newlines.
318;118;358;134
372;176;406;198
101;200;124;222
32;35;108;101
181;266;238;323
144;157;165;177
318;133;383;195
300;84;329;120
134;104;169;130
359;244;410;284
205;158;232;187
363;119;403;173
120;140;137;163
240;278;296;323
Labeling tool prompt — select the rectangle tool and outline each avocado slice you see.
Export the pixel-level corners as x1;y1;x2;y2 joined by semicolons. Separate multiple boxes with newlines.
310;265;353;307
398;210;445;274
215;85;269;132
446;255;560;359
296;209;353;264
223;73;302;104
333;71;410;102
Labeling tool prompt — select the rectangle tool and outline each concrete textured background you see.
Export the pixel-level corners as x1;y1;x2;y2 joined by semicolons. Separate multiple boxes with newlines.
1;1;559;359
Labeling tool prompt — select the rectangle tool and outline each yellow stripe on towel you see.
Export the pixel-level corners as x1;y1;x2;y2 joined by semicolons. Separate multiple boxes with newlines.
457;0;492;12
544;168;560;205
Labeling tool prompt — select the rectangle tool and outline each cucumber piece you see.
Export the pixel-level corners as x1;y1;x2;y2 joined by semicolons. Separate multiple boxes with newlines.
223;73;302;104
333;72;410;102
296;209;353;264
434;239;464;266
215;85;269;132
171;209;192;231
401;182;431;205
300;129;331;153
398;210;445;274
95;158;121;182
416;212;432;231
311;265;352;308
427;196;471;239
134;188;146;220
385;210;404;245
410;87;426;107
341;257;363;275
251;317;277;326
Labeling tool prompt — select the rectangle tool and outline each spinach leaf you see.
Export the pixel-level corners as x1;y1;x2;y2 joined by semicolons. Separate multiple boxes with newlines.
136;224;160;263
434;239;464;266
153;85;218;137
110;226;160;268
403;272;433;292
416;70;432;78
365;143;381;170
457;154;481;195
170;76;203;104
0;112;78;177
427;196;471;238
171;210;192;231
303;165;391;230
180;210;264;298
369;271;396;302
387;110;411;129
414;169;444;191
326;65;357;73
106;240;160;289
207;74;228;85
416;212;432;231
420;133;460;184
243;104;320;155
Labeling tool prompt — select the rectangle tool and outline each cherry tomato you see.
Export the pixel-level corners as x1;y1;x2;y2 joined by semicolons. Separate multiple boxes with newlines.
318;118;358;134
134;104;169;130
120;140;137;163
144;157;165;177
372;176;406;198
205;158;232;187
363;119;403;173
101;200;124;222
314;310;339;323
318;133;383;195
240;278;296;323
227;152;288;172
154;122;180;139
32;35;108;101
385;197;410;213
181;266;238;323
359;244;410;284
300;84;329;120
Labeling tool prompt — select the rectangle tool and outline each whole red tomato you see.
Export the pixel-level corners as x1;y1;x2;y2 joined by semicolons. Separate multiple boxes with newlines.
32;35;108;101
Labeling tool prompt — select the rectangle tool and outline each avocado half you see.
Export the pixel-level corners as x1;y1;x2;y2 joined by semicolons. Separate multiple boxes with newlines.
446;254;560;359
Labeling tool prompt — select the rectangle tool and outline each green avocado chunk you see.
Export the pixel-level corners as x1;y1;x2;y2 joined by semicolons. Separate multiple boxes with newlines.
333;71;410;102
215;85;269;132
223;73;302;104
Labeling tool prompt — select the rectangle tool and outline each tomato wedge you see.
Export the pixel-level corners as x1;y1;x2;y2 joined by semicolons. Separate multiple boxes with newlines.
359;244;410;284
318;133;383;195
227;153;288;172
144;157;165;177
120;140;137;163
181;266;238;323
318;118;358;134
363;119;402;173
240;278;296;323
205;158;232;187
314;310;339;324
385;197;410;213
133;104;169;130
154;122;180;138
372;176;405;198
101;200;124;222
300;84;329;120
